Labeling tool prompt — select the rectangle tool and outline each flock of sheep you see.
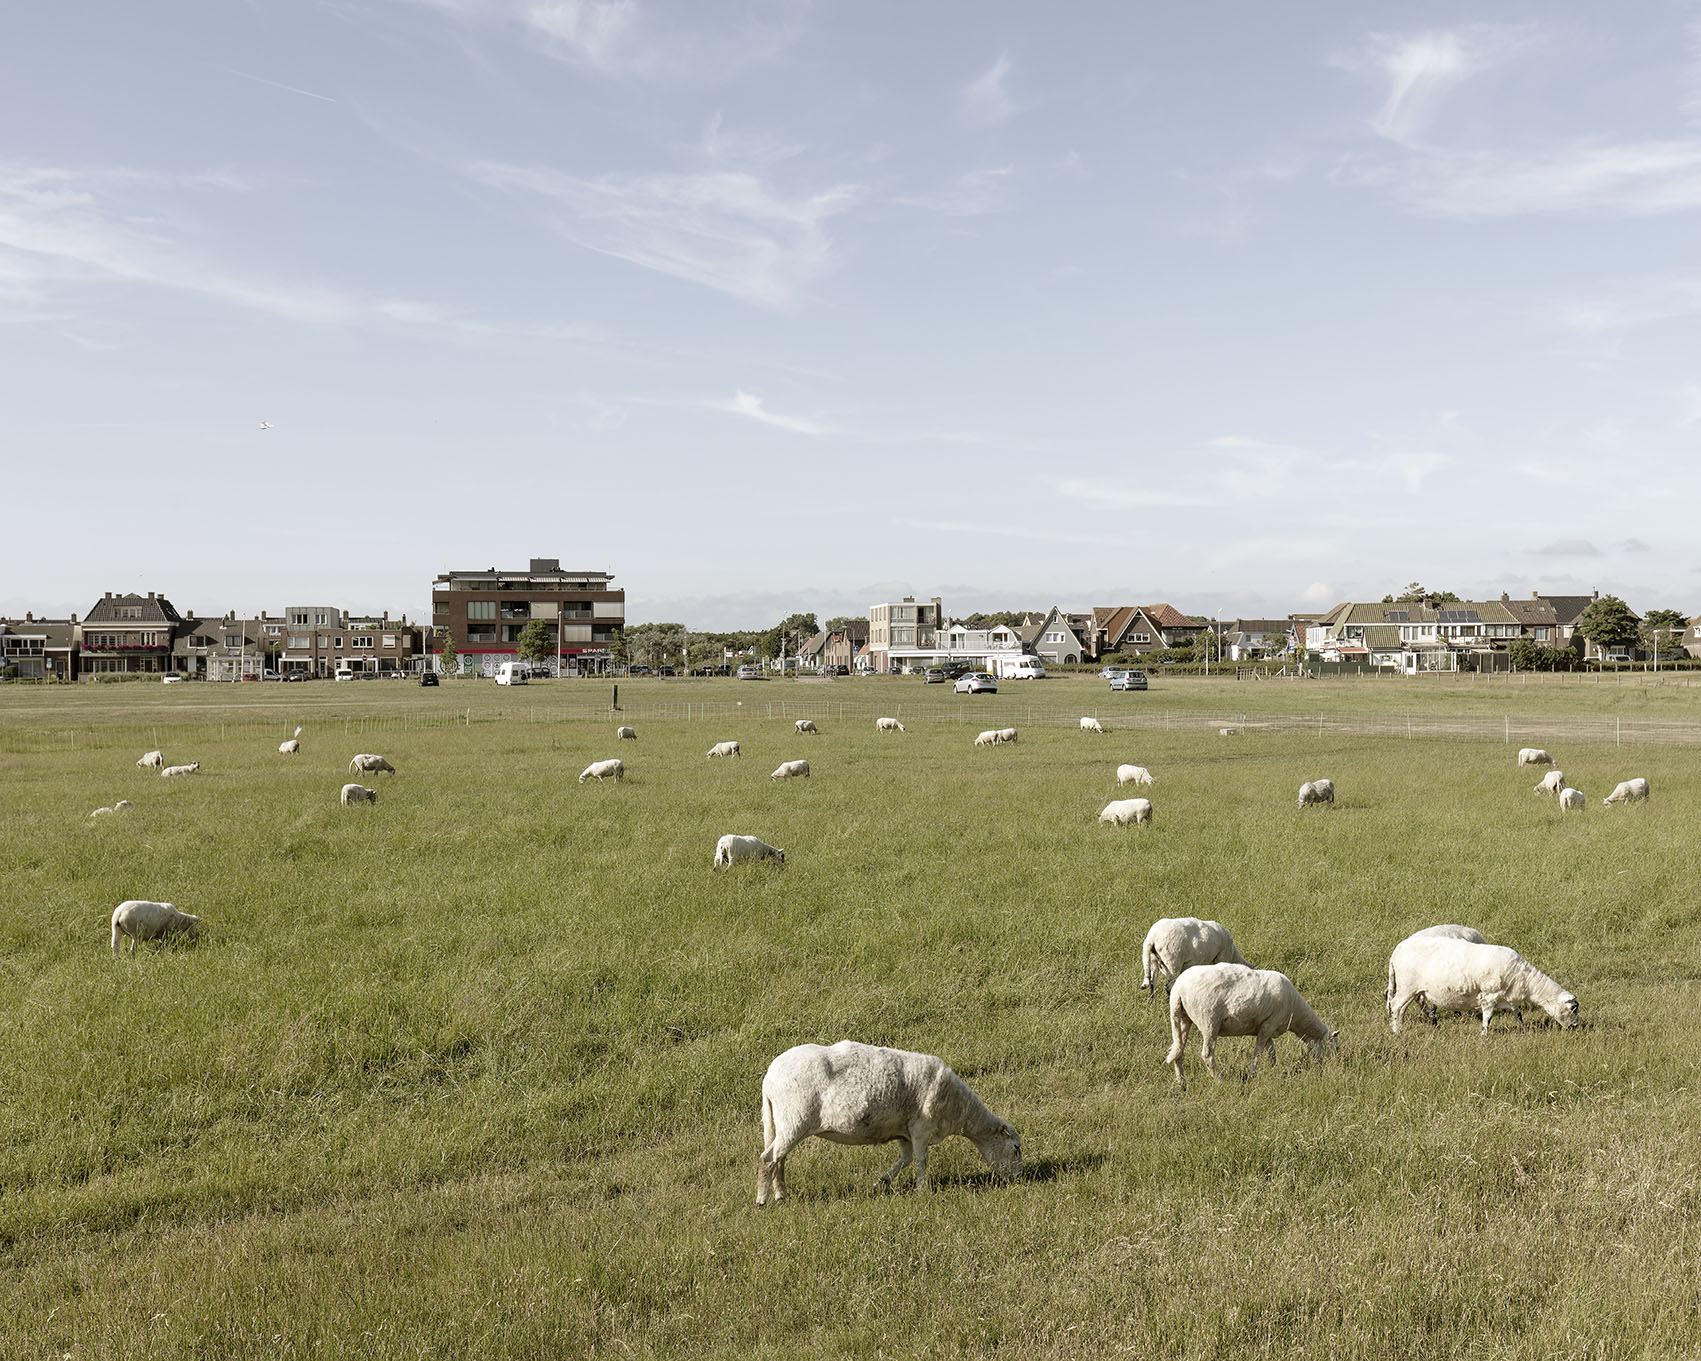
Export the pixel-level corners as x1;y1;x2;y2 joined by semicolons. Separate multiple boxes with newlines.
93;712;1640;1205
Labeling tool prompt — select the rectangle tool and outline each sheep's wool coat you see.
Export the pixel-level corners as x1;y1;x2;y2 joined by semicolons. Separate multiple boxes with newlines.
1142;917;1247;989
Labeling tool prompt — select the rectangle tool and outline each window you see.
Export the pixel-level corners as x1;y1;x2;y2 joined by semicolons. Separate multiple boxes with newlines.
467;601;496;620
468;629;496;643
115;605;143;619
315;612;330;626
1045;631;1063;643
382;635;396;648
224;636;242;649
352;636;374;648
1535;627;1551;641
434;600;448;614
288;635;310;648
334;636;343;647
1129;632;1150;644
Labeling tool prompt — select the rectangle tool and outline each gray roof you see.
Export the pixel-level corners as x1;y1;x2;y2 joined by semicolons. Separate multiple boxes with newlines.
84;592;180;625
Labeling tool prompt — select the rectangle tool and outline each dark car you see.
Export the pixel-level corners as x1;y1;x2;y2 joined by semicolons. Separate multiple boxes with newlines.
420;671;439;687
658;665;676;677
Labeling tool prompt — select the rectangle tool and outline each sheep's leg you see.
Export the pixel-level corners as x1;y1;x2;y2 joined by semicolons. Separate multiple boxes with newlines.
756;1149;774;1206
876;1141;913;1192
1165;1011;1193;1088
1479;1004;1495;1036
1200;1031;1223;1083
1388;990;1413;1034
912;1139;930;1192
1248;1034;1275;1079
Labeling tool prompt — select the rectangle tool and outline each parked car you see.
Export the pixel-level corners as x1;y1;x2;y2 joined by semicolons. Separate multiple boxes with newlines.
923;668;947;684
283;672;310;682
160;674;182;684
419;671;439;687
954;672;998;694
334;669;355;682
1110;670;1148;691
737;664;763;680
1603;653;1633;664
833;665;850;676
658;665;676;677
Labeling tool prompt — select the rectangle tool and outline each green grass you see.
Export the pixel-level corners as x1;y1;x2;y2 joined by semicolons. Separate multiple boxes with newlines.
3;676;1700;1357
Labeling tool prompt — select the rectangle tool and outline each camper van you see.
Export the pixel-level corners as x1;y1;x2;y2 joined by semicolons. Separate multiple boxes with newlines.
992;654;1047;680
495;662;529;686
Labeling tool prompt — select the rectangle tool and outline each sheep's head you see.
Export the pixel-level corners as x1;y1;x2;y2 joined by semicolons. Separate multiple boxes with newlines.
1548;993;1581;1028
976;1121;1022;1182
182;913;202;940
1312;1029;1340;1063
773;848;786;866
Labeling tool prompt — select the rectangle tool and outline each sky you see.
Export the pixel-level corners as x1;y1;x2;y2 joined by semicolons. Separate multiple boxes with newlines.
5;1;1701;629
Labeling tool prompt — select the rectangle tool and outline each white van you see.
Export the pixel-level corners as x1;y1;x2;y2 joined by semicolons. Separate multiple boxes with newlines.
495;662;528;686
993;654;1047;680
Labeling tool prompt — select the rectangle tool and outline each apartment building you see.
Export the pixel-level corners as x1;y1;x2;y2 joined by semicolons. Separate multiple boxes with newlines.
431;559;623;675
0;615;77;680
279;607;424;676
866;596;943;674
79;592;182;677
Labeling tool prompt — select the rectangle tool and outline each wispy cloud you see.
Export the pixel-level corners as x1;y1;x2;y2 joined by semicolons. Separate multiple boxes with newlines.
895;166;1015;216
1330;449;1450;493
222;68;338;103
1338;24;1535;145
708;389;827;435
897;517;1122;547
1619;537;1653;553
523;0;636;69
1533;539;1603;556
1207;538;1333;571
1204;435;1311;497
1057;478;1206;510
958;54;1018;127
468;162;863;308
1368;139;1701;217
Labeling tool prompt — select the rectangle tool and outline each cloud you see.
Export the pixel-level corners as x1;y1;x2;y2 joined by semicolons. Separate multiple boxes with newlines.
1330;449;1450;492
959;54;1017;127
1056;478;1207;510
1533;539;1603;556
1203;435;1311;497
468;162;863;308
1340;25;1535;145
222;68;338;102
709;389;827;435
1299;581;1337;606
1618;538;1653;553
1366;139;1701;217
897;517;1121;547
895;166;1015;216
523;0;636;69
1206;538;1333;572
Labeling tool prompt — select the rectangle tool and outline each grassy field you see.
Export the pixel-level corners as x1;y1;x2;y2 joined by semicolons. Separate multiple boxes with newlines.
3;675;1700;1358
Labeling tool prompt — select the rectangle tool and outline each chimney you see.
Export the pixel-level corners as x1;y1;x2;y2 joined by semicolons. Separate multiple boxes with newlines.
1532;591;1539;599
1592;589;1599;600
105;591;112;599
147;591;154;600
71;614;77;624
1501;592;1509;601
25;612;32;622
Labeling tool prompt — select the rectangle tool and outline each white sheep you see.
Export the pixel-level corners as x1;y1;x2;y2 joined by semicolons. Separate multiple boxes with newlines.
770;760;810;781
579;759;625;784
707;741;742;760
1532;769;1565;796
1140;917;1249;997
795;719;819;734
160;762;200;778
1080;717;1105;734
110;899;201;954
1603;777;1650;807
1098;797;1153;826
876;717;905;733
340;783;378;806
1297;778;1334;810
616;725;637;741
1165;963;1337;1090
756;1041;1021;1205
1394;925;1491;1025
1387;936;1578;1036
712;833;785;869
348;754;396;776
90;800;135;817
278;739;300;755
974;729;1000;747
1517;748;1554;766
1559;787;1585;813
137;750;164;769
1116;764;1155;787
998;727;1018;744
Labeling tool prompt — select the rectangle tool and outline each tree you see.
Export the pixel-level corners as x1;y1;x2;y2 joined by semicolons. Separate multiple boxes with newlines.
1391;582;1460;603
516;619;553;667
623;622;687;668
438;626;458;675
1191;628;1221;663
1643;608;1689;659
823;616;861;632
759;612;819;661
1575;595;1641;655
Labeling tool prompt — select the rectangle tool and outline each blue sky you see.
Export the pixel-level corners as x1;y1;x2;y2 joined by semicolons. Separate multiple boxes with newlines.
5;2;1701;628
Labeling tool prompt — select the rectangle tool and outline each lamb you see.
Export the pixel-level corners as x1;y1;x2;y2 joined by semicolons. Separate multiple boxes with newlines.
137;750;164;769
1098;797;1153;826
348;754;396;776
278;739;300;755
1386;937;1579;1036
110;899;201;954
340;783;378;806
1116;764;1155;787
90;800;135;817
876;717;905;733
1517;748;1554;766
713;834;785;869
795;719;819;734
1533;769;1565;796
756;1041;1021;1205
579;759;625;784
770;760;810;781
1080;717;1105;734
1165;963;1337;1090
1140;917;1249;997
160;762;200;778
974;729;1001;747
1603;777;1650;807
1297;778;1334;809
616;725;637;741
1559;787;1585;813
707;741;742;760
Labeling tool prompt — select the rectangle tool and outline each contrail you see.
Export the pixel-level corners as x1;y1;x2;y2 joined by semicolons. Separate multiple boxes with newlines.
223;68;337;103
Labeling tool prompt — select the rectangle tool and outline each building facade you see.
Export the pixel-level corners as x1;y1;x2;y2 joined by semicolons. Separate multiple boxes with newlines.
866;596;943;673
432;559;623;675
79;592;182;678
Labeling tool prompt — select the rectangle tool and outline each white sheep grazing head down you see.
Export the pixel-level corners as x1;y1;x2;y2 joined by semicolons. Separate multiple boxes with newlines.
973;1121;1023;1182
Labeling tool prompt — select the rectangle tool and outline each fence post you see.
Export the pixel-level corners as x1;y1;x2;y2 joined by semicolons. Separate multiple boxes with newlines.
1617;716;1620;746
1504;716;1509;744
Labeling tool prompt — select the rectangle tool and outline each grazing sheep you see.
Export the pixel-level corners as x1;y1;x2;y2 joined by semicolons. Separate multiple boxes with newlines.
1517;748;1554;766
1532;769;1565;796
160;762;200;778
795;719;819;734
713;834;785;869
89;802;130;817
616;725;637;741
110;900;201;954
876;717;905;733
1098;797;1153;827
348;754;396;776
1394;925;1491;1025
1603;777;1650;807
756;1041;1021;1205
770;760;810;781
340;783;378;806
1297;778;1334;810
1116;764;1155;787
1559;787;1585;813
707;741;742;760
278;739;300;755
998;728;1018;744
1140;917;1249;997
579;759;625;784
1219;728;1238;737
1387;936;1579;1036
137;750;164;769
1165;963;1336;1090
974;729;1000;748
1080;717;1105;734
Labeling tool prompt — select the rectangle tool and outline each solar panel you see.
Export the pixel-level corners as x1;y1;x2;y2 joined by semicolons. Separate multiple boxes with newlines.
1386;610;1409;621
1437;609;1480;623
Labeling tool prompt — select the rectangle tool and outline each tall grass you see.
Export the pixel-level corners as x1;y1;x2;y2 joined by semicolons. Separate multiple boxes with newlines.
2;678;1698;1357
